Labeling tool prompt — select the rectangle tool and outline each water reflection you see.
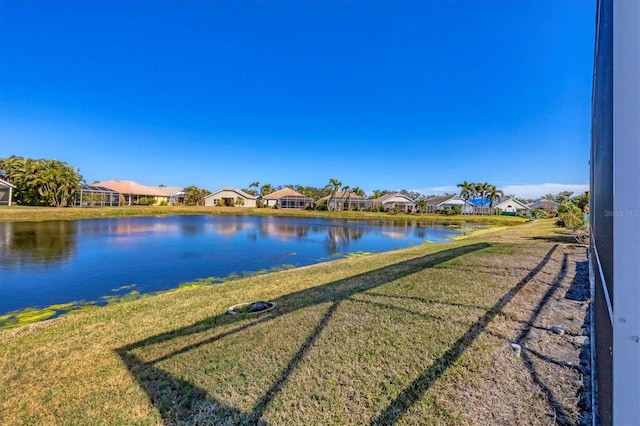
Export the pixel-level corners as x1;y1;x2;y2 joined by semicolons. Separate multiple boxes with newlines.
325;227;365;253
0;215;471;316
0;221;77;267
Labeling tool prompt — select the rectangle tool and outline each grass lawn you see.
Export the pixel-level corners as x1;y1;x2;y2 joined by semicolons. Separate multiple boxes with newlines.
0;220;589;425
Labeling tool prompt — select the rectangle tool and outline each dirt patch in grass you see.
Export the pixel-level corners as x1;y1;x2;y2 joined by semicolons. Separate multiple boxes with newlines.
0;221;590;425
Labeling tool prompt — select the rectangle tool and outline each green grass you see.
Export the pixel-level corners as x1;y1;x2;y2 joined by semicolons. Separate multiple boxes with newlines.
0;220;575;424
0;204;529;226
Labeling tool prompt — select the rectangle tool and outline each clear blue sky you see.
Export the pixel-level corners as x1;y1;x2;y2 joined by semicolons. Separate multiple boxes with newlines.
1;0;594;199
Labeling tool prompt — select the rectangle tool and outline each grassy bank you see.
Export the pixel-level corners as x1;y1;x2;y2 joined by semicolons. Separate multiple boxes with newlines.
0;204;528;226
0;220;589;425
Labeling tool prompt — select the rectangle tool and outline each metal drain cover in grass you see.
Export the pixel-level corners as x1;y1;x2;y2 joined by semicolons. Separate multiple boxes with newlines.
227;301;276;315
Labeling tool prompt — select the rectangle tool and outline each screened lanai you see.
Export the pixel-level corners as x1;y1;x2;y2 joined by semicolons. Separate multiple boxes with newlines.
76;184;121;207
263;188;314;209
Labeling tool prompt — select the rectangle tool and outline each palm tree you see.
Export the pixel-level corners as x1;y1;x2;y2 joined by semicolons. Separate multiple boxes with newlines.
342;185;351;211
472;183;483;214
477;182;490;214
371;189;389;199
247;181;259;196
486;185;504;215
457;181;472;213
260;183;273;197
326;177;342;211
351;186;365;197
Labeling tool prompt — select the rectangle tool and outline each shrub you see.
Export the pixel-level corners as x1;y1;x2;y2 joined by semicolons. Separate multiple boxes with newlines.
137;197;155;206
556;202;583;228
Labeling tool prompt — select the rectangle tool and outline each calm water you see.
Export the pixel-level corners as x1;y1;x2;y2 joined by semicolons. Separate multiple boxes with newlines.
0;215;469;315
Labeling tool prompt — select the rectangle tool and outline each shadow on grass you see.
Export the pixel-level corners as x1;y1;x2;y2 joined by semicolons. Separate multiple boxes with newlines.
118;242;563;424
369;244;559;425
117;242;490;424
514;252;574;424
528;232;577;245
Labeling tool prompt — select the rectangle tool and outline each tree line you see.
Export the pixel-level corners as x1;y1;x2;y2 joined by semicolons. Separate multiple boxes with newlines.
1;156;587;214
0;156;83;207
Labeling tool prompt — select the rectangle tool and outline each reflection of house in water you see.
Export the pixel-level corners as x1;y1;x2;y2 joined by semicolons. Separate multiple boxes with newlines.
381;230;406;240
0;221;78;266
259;222;310;240
111;223;181;235
325;227;365;253
209;222;246;237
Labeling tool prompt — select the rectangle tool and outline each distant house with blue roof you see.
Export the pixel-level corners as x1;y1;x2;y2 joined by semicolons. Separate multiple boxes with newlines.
468;197;493;214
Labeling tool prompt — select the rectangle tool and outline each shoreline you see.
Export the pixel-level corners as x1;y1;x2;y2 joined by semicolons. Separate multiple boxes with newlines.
0;205;529;225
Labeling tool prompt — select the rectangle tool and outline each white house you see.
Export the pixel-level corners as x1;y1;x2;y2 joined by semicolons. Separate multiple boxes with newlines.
204;187;257;207
372;192;416;213
424;195;473;214
493;197;530;215
263;187;313;209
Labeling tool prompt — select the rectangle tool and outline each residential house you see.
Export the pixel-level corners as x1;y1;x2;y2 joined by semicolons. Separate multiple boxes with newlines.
93;180;168;205
317;190;369;211
150;186;185;205
528;199;559;213
0;178;16;206
424;195;474;214
263;187;313;209
372;192;416;213
468;198;493;214
494;197;531;215
204;187;257;207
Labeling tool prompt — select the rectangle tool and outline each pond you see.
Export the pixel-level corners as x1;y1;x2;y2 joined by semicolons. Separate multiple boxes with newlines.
0;215;473;317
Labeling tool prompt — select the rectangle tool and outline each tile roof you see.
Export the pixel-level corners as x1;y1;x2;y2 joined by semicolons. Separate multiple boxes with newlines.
495;197;530;210
149;186;184;196
424;195;455;206
264;187;312;199
206;187;257;200
528;199;559;209
93;180;167;197
373;192;416;203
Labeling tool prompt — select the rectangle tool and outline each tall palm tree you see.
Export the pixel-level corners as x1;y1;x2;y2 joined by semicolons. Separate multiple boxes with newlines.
260;183;273;197
486;185;504;215
247;181;259;196
327;177;341;211
477;182;490;214
342;185;351;211
469;182;482;214
371;189;388;199
351;186;365;197
457;181;472;213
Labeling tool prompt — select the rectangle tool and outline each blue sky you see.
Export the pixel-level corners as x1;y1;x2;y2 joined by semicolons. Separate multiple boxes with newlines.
0;0;594;199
